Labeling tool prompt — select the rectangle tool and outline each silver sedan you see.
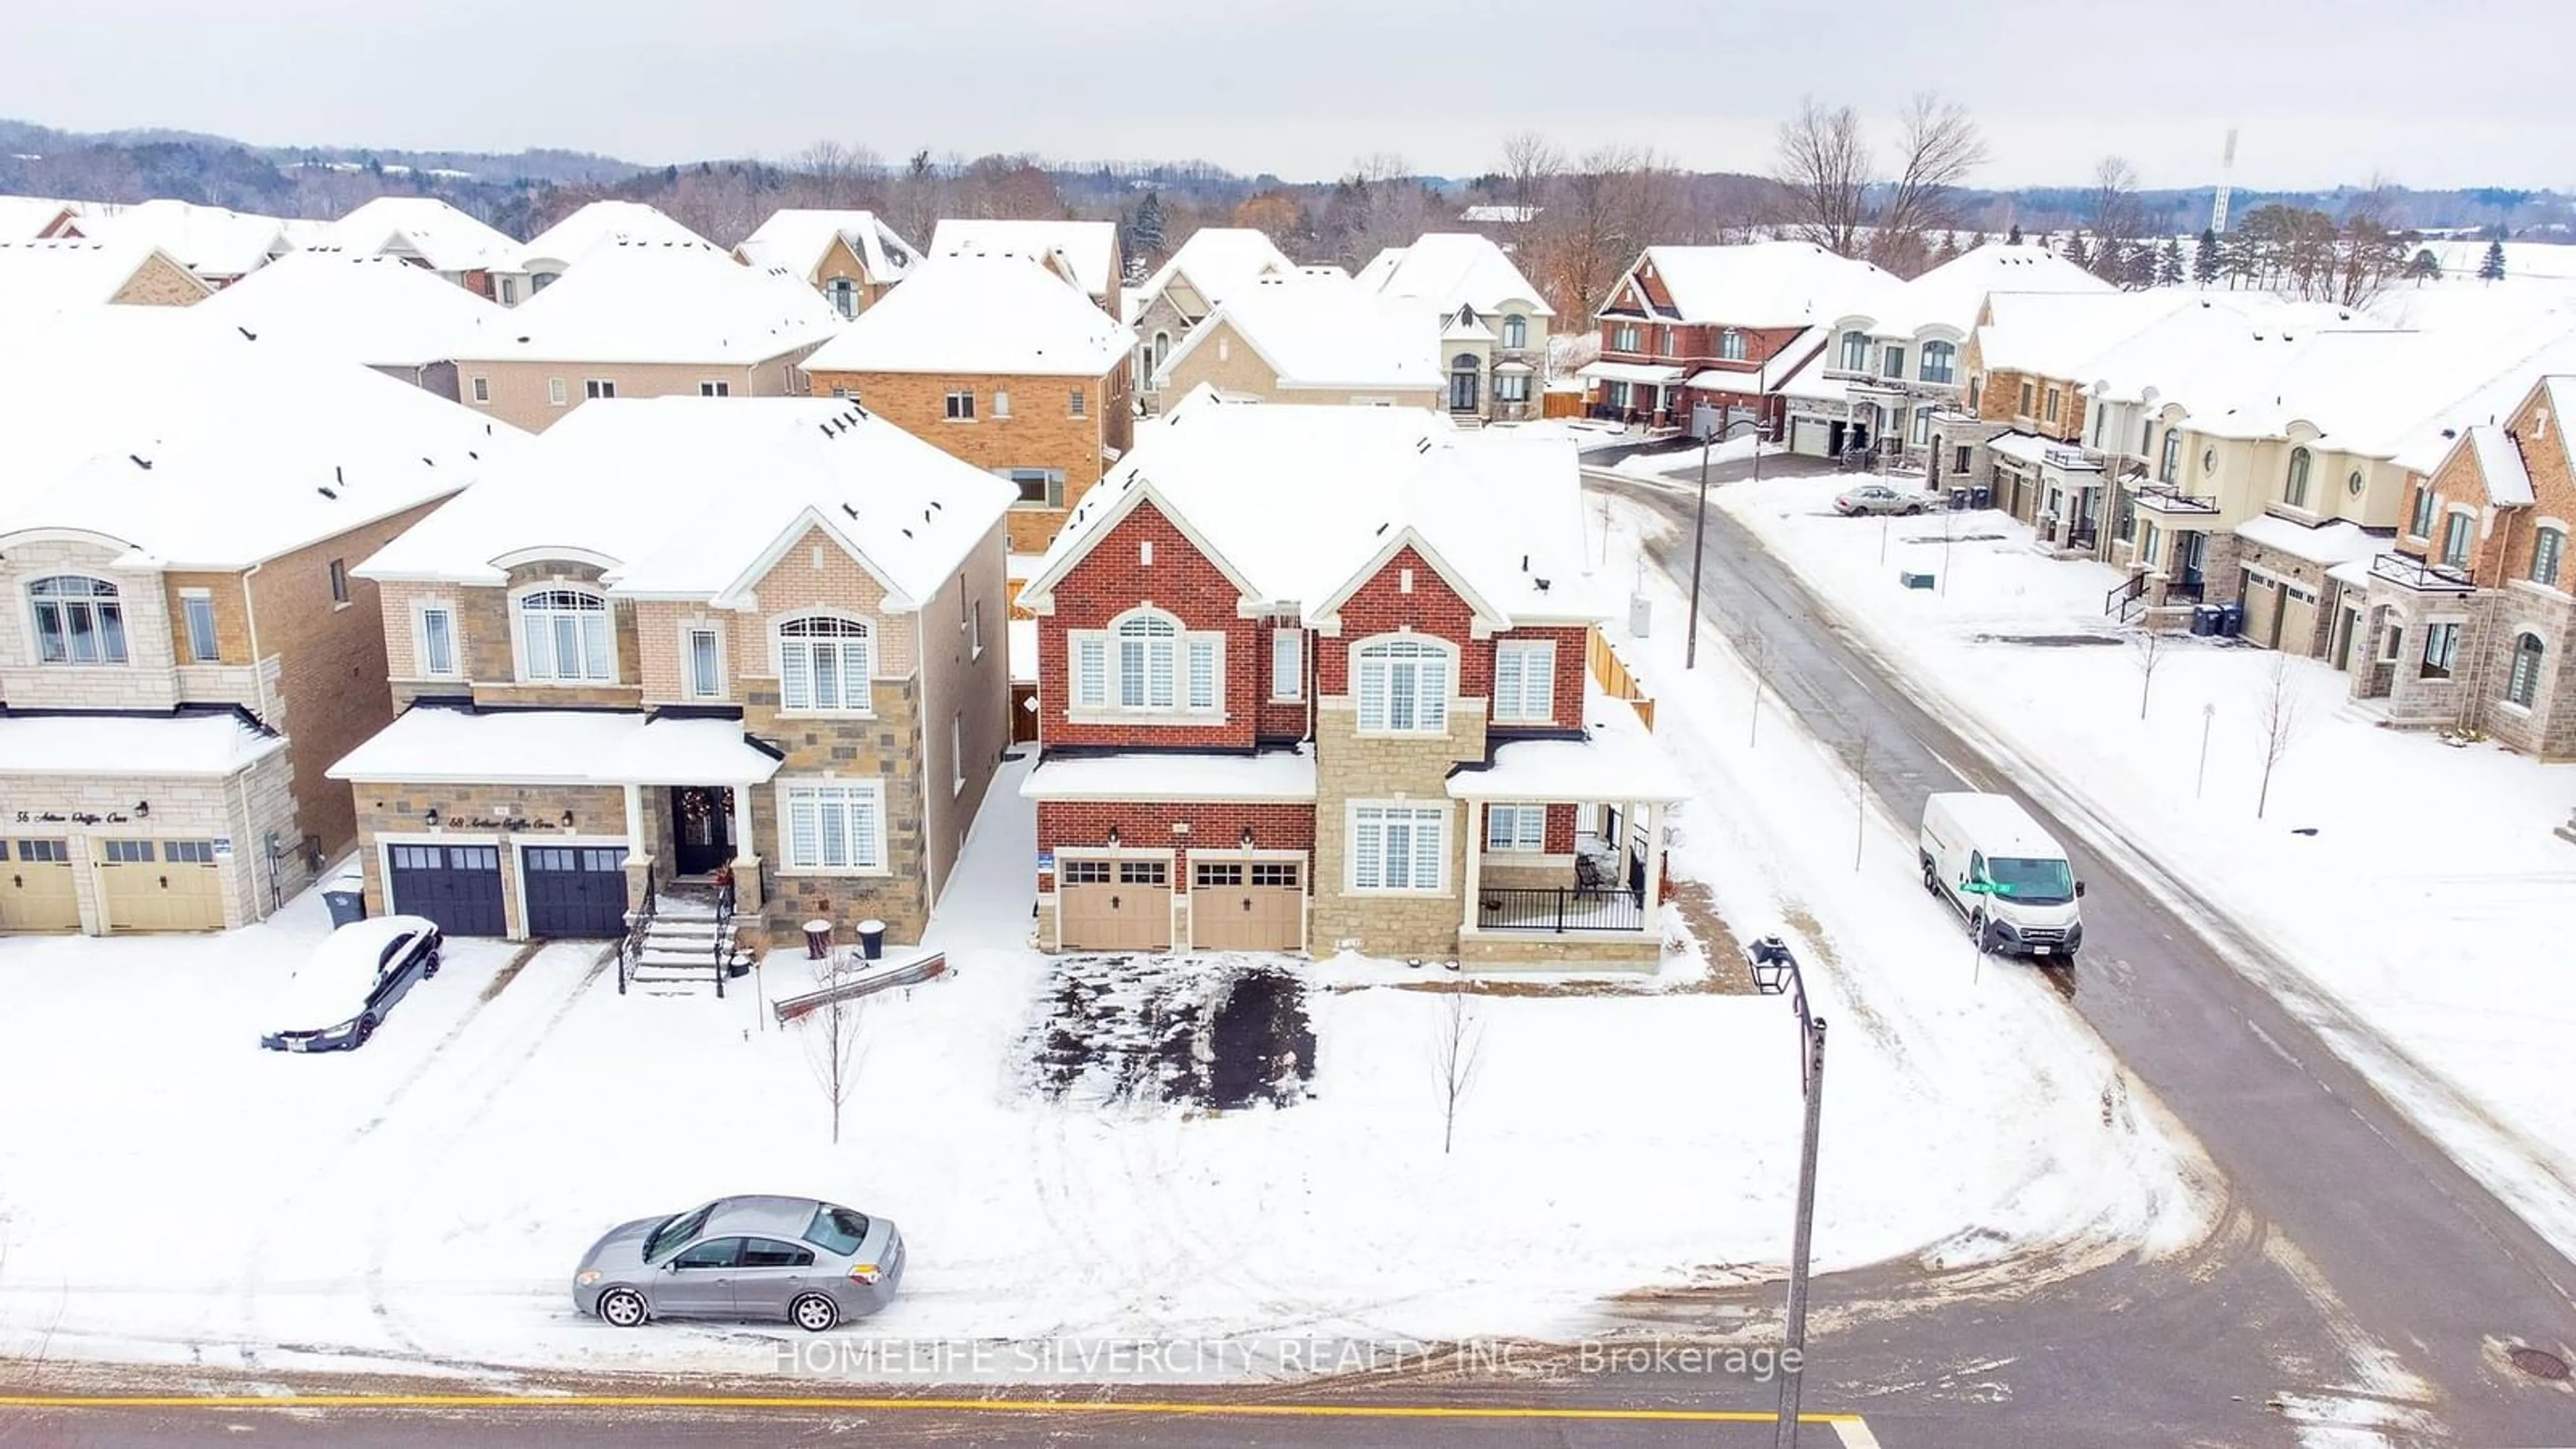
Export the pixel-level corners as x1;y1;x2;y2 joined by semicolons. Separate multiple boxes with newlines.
1834;482;1931;516
573;1195;905;1332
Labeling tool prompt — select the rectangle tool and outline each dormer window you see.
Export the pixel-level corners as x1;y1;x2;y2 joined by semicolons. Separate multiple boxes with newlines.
517;588;614;682
1921;340;1956;384
1501;314;1527;350
30;576;125;665
2284;446;2313;508
1838;331;1869;371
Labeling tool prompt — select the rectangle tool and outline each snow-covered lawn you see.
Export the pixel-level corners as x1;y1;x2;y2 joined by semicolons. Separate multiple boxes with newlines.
1696;470;2576;1258
0;639;2210;1382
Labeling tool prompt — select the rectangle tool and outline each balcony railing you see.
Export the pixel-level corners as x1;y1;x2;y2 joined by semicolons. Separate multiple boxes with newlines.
2130;482;2222;515
1476;885;1646;934
2368;553;2477;593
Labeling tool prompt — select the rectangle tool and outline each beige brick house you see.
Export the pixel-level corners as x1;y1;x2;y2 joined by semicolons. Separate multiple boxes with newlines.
516;200;711;293
1355;232;1556;422
0;310;509;934
1124;227;1297;411
451;239;845;432
1152;274;1442;411
804;248;1134;553
330;396;1014;947
1015;401;1683;969
736;209;920;318
0;238;211;317
311;195;530;303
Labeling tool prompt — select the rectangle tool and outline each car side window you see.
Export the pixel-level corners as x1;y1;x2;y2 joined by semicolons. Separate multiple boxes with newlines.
671;1237;743;1269
379;937;409;973
1968;851;1986;884
741;1238;816;1269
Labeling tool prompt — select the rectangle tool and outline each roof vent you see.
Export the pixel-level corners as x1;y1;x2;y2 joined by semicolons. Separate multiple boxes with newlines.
842;502;860;519
818;423;833;438
235;325;256;341
317;486;337;500
900;527;914;539
1521;553;1529;571
1534;578;1551;592
128;454;152;470
929;498;943;510
335;466;345;484
1375;522;1390;536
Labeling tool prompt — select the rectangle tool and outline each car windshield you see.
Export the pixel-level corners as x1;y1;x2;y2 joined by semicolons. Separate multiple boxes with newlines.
643;1201;718;1262
1984;856;2075;906
803;1204;872;1256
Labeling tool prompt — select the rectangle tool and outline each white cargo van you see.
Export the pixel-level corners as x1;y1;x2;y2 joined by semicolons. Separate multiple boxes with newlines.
1919;792;2085;957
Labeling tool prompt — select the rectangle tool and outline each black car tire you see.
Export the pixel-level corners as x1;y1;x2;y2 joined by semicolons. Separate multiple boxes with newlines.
423;947;441;979
598;1287;648;1328
791;1293;840;1333
353;1014;376;1046
1921;857;1940;894
1971;910;1995;953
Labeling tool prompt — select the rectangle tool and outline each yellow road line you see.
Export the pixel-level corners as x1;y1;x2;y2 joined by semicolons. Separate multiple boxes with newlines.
0;1393;1863;1424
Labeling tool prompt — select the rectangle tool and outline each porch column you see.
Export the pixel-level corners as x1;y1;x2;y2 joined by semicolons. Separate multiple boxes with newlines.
622;783;645;857
1639;800;1666;932
1459;800;1483;934
728;782;763;914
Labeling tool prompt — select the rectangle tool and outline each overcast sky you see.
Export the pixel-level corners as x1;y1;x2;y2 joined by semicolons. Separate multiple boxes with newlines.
6;0;2568;191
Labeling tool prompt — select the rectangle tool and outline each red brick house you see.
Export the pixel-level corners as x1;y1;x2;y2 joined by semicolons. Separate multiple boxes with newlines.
1581;241;1893;432
1014;400;1684;969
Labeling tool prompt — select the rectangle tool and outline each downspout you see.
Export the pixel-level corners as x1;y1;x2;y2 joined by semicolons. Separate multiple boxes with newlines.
917;604;940;910
236;561;274;918
241;562;269;720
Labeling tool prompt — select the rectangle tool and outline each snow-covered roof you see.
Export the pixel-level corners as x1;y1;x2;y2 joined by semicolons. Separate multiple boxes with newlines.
1577;360;1683;385
1857;242;2109;339
328;706;782;787
1157;276;1436;392
1458;205;1539;225
355;396;1013;609
313;197;523;275
1022;405;1603;630
1446;692;1683;803
0;196;78;239
927;218;1120;299
1715;325;1835;397
0;708;284;778
1360;232;1554;317
1609;241;1893;327
1019;745;1316;802
2465;424;2535;505
85;199;293;279
804;248;1130;378
1987;431;2100;472
449;239;845;365
0;238;209;315
0;308;512;568
193;250;506;368
519;201;711;268
1133;227;1295;317
737;209;919;284
2235;513;2389;566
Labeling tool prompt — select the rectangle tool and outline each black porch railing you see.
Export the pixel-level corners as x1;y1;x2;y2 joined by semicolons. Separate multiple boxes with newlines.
2105;572;2149;623
616;864;657;996
1477;886;1646;934
2130;482;2222;515
2367;553;2478;593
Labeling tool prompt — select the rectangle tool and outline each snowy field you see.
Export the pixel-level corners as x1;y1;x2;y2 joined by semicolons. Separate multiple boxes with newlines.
0;627;2210;1384
1684;468;2576;1259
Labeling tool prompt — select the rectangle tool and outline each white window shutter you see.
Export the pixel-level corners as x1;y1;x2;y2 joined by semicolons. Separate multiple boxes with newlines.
1413;810;1444;887
781;641;810;709
1421;654;1449;730
1187;637;1216;710
1358;659;1387;730
1075;636;1105;707
1353;814;1383;890
1495;646;1523;718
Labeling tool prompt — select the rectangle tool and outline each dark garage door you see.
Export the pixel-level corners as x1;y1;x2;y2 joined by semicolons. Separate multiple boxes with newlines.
386;844;505;936
523;847;629;938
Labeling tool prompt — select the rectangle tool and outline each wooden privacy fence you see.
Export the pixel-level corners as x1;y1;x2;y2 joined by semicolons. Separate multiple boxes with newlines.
1587;626;1655;731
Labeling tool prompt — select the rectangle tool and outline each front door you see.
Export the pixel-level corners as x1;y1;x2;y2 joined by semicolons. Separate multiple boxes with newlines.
671;788;733;877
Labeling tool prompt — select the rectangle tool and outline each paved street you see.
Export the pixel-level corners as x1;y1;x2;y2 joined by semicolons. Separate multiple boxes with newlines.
1591;464;2576;1446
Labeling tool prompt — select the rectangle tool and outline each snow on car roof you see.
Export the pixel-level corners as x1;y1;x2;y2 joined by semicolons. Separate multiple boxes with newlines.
270;915;433;1029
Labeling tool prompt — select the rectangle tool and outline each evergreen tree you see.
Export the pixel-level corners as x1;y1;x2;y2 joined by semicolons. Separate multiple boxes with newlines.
2192;228;2221;285
2404;247;2443;284
1933;229;1961;264
1130;191;1167;259
2158;235;2187;287
2123;240;2158;290
2479;239;2507;282
2221;229;2262;288
2006;223;2024;245
2063;231;2090;268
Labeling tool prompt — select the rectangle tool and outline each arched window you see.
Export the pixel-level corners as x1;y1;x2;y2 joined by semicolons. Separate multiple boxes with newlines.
1068;608;1220;714
1501;314;1527;350
518;588;613;682
1449;353;1481;413
1921;340;1957;384
1717;329;1748;362
1837;330;1869;371
2505;632;2544;708
1115;610;1179;710
29;576;125;665
777;615;873;712
2159;427;2182;483
1353;637;1454;734
826;276;858;319
2285;447;2312;506
1150;331;1170;374
2532;525;2565;587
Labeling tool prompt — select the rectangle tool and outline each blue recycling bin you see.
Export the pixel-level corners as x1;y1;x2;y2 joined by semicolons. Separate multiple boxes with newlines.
321;867;367;927
1968;486;1993;511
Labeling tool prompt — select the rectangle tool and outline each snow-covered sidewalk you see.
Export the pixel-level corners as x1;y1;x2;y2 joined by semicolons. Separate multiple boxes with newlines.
1694;470;2576;1258
0;645;2209;1383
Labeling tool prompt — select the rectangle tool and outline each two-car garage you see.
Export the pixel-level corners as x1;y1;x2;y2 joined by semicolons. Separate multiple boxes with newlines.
382;841;629;940
1051;854;1307;953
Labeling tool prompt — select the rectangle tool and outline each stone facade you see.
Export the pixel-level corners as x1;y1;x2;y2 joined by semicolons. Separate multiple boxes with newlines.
804;366;1135;553
0;751;296;934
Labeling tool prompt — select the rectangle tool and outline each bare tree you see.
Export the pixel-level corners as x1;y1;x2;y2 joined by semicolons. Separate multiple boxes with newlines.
1869;93;1990;275
2253;653;2306;818
2087;156;2145;282
1430;985;1485;1156
1497;131;1562;258
792;140;882;210
1527;144;1678;320
800;967;872;1144
2131;624;2169;720
1772;99;1870;258
1731;621;1774;747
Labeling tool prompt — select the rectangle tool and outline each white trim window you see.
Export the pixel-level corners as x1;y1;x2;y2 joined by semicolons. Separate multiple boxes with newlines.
1501;314;1527;349
1921;339;1957;385
1354;636;1452;734
698;380;731;397
2505;633;2544;708
777;615;873;712
1838;331;1868;371
547;377;568;407
415;602;460;678
1491;639;1557;724
684;624;724;699
781;780;885;872
1350;802;1448;892
1717;329;1748;362
1485;803;1546;853
1068;608;1224;718
30;576;127;665
1001;468;1067;509
1271;626;1303;701
180;589;219;663
517;588;614;682
585;378;616;400
945;390;975;421
2532;525;2565;588
470;376;490;404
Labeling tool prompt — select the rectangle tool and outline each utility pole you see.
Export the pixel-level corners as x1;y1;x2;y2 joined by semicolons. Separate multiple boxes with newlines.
1748;936;1827;1449
1686;415;1768;670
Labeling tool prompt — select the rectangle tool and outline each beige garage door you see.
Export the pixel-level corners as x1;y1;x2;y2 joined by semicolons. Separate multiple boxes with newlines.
2244;578;2284;649
1190;860;1304;952
97;839;227;932
1057;858;1171;951
0;838;82;931
2279;590;2320;658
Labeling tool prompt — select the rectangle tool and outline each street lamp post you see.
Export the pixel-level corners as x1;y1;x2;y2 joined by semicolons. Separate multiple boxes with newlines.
1685;413;1770;669
1748;934;1827;1449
